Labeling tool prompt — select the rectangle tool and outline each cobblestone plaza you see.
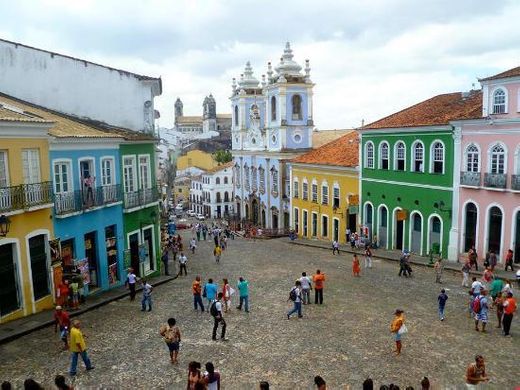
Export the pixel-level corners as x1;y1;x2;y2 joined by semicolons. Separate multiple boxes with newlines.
0;234;518;389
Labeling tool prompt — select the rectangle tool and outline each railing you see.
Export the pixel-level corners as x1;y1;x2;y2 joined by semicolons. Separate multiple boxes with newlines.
0;182;53;213
483;173;507;189
460;171;481;187
512;175;520;191
55;184;122;215
123;186;160;209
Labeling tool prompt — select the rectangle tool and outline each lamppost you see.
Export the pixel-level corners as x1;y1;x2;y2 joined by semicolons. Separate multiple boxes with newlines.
0;215;11;237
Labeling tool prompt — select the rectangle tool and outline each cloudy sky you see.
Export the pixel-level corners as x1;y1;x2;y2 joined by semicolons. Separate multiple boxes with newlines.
1;0;519;129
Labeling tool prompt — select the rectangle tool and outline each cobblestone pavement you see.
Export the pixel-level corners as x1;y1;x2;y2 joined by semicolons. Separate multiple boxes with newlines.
0;234;518;389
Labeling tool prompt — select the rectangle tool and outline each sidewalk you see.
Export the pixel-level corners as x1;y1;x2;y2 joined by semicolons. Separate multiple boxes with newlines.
288;238;516;281
0;273;176;345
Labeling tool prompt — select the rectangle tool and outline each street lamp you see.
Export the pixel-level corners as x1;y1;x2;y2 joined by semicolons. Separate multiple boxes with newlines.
0;215;11;237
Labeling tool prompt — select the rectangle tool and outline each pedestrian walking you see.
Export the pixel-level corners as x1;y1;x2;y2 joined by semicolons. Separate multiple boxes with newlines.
172;241;179;262
434;258;443;283
300;272;312;305
471;277;484;297
364;245;373;269
161;246;170;276
287;280;303;319
210;293;227;341
398;251;411;277
56;279;70;308
192;276;205;312
390;309;406;356
488;251;498;271
349;233;356;250
70;277;80;310
494;292;504;329
141;279;153;312
474;289;489;332
468;246;479;271
222;278;232;313
203;362;221;390
68;320;94;376
53;305;70;350
202;225;208;240
332;240;340;255
502;291;517;337
352;254;361;277
465;355;489;388
125;268;137;301
236;277;250;312
313;270;325;304
187;361;204;389
489;278;504;302
160;318;181;364
502;279;513;295
505;249;514;271
190;237;197;254
214;245;222;263
437;288;448;321
204;278;218;308
461;261;471;287
345;228;351;243
178;252;188;276
196;226;201;241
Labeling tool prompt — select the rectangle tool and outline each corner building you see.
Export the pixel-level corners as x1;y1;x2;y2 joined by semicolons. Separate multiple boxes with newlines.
232;43;314;229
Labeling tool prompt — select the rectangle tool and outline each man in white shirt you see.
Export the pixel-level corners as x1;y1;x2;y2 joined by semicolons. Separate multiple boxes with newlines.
299;272;312;304
287;280;303;319
178;252;188;276
471;277;484;297
211;292;227;341
125;268;138;301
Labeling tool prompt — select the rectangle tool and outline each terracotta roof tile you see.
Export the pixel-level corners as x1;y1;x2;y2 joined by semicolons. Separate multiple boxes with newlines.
479;66;520;81
312;129;353;148
291;131;359;167
363;91;482;130
205;161;234;174
0;106;52;123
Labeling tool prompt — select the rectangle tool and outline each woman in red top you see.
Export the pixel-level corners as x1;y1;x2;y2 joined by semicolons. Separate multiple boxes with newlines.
57;280;70;308
505;249;514;271
352;254;361;277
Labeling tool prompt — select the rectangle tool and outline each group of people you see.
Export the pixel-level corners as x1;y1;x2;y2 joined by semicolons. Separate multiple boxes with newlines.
287;270;326;319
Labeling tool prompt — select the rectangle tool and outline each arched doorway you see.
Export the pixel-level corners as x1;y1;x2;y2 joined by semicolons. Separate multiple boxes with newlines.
394;209;404;251
252;199;259;225
378;206;388;248
261;209;266;227
245;204;249;221
410;212;422;254
487;206;502;254
364;203;373;240
514;211;520;263
429;216;442;254
272;213;279;229
333;219;339;242
464;203;477;252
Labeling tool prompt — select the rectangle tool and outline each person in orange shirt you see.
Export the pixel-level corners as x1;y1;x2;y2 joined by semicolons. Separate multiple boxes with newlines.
313;270;325;304
390;309;405;356
192;276;205;313
502;291;517;337
57;280;70;308
352;254;361;277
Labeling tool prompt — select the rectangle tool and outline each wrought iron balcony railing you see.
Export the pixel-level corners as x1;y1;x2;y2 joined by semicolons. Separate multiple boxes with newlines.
123;186;160;209
0;181;53;213
54;184;122;215
483;173;507;189
460;171;481;187
512;174;520;191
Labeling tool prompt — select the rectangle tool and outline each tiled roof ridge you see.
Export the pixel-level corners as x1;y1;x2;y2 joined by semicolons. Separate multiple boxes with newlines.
479;65;520;82
292;130;359;167
205;161;234;173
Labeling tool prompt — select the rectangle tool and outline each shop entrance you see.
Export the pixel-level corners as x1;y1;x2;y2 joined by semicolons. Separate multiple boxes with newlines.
84;232;99;289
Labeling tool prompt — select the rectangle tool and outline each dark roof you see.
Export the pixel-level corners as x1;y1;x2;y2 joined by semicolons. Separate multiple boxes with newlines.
292;131;359;167
479;66;520;82
363;91;482;130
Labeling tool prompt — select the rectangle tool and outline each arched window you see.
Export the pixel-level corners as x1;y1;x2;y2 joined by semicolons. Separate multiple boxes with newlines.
292;94;302;120
413;141;424;172
271;167;279;194
492;89;506;114
321;182;329;205
224;177;228;184
216;177;220;185
224;191;229;202
271;96;277;121
465;144;480;172
293;178;299;198
234;105;239;126
395;142;405;171
490;144;506;174
258;166;265;193
365;142;374;169
302;179;309;200
431;141;444;174
379;142;389;170
216;192;222;203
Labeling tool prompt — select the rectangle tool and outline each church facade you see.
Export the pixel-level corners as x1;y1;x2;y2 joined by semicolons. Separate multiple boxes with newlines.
232;43;315;229
174;95;231;137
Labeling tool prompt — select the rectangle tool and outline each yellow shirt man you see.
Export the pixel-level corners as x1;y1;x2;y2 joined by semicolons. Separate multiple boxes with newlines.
70;326;86;352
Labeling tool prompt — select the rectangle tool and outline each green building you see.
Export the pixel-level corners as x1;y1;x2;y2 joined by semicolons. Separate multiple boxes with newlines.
360;92;481;260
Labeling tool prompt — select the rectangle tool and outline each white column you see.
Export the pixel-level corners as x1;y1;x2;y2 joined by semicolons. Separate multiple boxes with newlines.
289;164;293;229
266;157;271;228
448;126;462;262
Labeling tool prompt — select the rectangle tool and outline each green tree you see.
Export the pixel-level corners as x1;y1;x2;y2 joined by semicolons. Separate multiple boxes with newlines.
213;149;232;164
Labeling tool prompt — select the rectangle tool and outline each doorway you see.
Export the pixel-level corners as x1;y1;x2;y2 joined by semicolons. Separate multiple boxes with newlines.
29;234;50;300
252;199;259;224
303;210;308;237
347;212;357;232
410;213;422;254
0;243;20;316
429;216;442;254
284;212;289;228
364;203;373;240
515;211;520;263
272;213;278;229
487;206;502;254
333;219;339;242
379;206;388;248
395;219;404;251
261;209;266;227
464;203;478;252
142;227;155;274
129;232;140;277
84;232;99;288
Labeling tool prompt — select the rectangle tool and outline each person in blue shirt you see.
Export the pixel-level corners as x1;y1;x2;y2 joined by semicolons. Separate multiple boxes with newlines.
236;277;250;313
437;288;448;321
204;278;218;309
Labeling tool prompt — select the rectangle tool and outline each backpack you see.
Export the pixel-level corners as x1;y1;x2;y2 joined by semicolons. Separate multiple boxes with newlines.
472;296;481;313
210;301;219;317
289;287;297;302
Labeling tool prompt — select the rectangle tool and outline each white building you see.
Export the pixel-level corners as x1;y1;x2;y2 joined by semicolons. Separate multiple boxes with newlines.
0;38;161;133
190;176;204;215
190;162;234;218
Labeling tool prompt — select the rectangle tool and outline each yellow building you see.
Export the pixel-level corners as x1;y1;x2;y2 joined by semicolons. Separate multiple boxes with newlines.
176;149;219;173
173;176;191;206
290;131;359;244
0;103;55;323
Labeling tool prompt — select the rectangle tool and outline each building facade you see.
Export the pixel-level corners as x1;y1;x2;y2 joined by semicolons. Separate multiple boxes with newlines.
190;176;203;215
290;131;359;243
199;162;234;219
232;43;314;229
174;95;231;137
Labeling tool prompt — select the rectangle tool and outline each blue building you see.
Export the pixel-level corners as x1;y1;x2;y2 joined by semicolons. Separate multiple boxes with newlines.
231;42;315;229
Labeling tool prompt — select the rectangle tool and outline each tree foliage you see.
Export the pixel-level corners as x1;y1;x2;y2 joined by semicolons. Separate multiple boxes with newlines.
213;149;232;164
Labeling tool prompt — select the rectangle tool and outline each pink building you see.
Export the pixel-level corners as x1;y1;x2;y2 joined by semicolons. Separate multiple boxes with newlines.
453;66;520;264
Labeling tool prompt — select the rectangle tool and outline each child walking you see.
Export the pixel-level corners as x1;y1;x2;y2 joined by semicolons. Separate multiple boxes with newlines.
352;254;361;277
437;288;448;321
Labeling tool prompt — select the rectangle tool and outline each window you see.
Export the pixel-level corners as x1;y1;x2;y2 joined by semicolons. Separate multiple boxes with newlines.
292;94;302;120
302;181;308;200
465;144;479;172
234;105;239;126
311;181;318;203
101;158;114;186
321;184;328;205
395;142;405;171
492;89;506;114
365;142;374;169
216;192;222;203
271;168;279;194
293;180;299;198
490;144;506;174
0;151;9;187
413;142;424;172
252;167;257;191
271;96;277;121
312;213;318;236
224;177;228;184
224;192;229;202
379;142;389;170
216;177;220;185
322;215;328;237
54;162;71;193
294;208;299;233
333;186;340;208
244;164;250;190
139;155;151;189
123;156;136;193
22;149;41;184
259;166;265;193
431;142;444;174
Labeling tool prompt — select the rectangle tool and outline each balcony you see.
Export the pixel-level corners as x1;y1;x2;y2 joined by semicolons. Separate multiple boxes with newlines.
123;186;160;209
512;175;520;191
483;173;507;189
55;184;122;216
460;171;481;187
0;182;53;213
